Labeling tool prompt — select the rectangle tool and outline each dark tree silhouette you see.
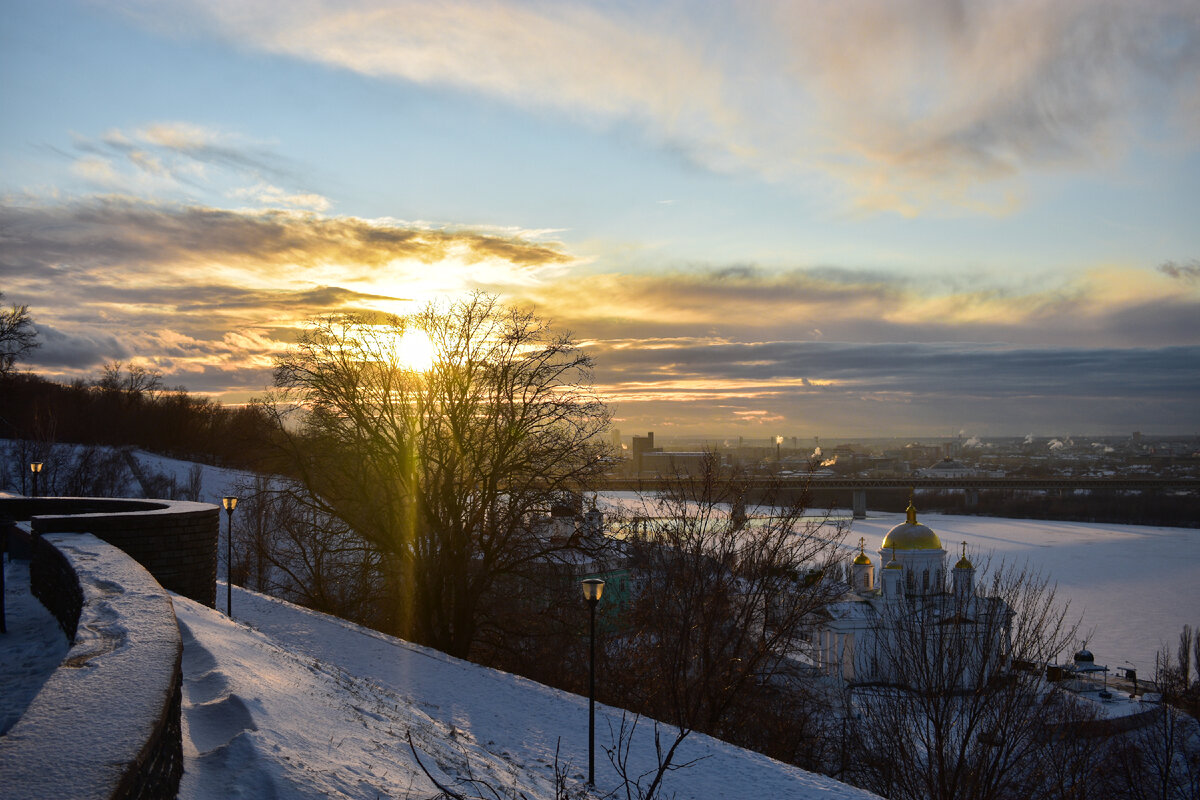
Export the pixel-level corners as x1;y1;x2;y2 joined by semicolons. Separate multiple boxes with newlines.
0;292;38;376
266;294;611;658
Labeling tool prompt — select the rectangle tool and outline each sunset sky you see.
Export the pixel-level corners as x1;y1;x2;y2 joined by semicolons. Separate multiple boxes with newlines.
3;0;1198;437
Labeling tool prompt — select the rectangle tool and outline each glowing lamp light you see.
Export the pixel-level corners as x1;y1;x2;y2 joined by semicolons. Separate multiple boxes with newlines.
581;577;605;603
30;461;43;498
222;496;238;512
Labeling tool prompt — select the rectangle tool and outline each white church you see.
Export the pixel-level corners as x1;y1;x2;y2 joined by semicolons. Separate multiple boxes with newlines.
811;500;1013;685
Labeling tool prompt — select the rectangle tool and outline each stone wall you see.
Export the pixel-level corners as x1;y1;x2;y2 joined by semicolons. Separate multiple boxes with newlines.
28;532;84;641
0;497;219;607
0;533;183;800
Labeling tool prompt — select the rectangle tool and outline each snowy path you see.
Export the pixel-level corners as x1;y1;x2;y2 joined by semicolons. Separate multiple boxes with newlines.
0;558;68;735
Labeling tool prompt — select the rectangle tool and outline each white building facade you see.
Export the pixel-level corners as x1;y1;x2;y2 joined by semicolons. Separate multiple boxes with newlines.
813;502;1010;686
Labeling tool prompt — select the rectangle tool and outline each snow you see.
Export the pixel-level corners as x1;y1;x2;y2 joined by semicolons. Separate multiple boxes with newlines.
3;448;1195;796
0;533;181;800
176;585;881;799
0;555;69;735
122;450;255;506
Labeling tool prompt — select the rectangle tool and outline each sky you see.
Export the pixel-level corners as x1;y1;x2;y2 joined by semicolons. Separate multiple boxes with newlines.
2;0;1199;437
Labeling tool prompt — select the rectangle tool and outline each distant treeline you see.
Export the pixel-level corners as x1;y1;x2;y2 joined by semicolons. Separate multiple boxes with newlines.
771;484;1197;529
0;369;273;472
864;487;1197;529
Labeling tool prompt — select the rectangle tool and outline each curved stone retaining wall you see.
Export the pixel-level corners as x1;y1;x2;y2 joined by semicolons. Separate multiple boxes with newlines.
28;532;84;641
0;533;183;800
1;497;219;607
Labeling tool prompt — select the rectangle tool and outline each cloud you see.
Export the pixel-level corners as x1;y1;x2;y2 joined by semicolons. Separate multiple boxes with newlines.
0;196;572;275
119;0;1200;214
6;193;1196;430
66;122;323;208
100;122;294;180
508;262;1200;349
1159;259;1200;283
32;323;131;368
3;195;574;387
230;182;332;212
587;339;1200;434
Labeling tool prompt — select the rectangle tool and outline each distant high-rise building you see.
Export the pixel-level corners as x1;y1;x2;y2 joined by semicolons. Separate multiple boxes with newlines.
630;432;661;474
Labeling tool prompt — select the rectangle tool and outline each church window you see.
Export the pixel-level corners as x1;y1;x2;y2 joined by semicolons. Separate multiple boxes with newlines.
922;569;930;591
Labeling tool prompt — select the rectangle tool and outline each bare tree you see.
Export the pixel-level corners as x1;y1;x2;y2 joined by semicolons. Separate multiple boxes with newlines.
1181;626;1195;696
96;361;164;398
239;481;386;624
266;294;610;657
0;292;38;376
604;713;708;800
1108;642;1200;800
845;561;1079;800
606;454;845;756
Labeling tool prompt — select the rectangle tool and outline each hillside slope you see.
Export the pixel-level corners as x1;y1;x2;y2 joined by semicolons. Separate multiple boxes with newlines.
176;585;879;799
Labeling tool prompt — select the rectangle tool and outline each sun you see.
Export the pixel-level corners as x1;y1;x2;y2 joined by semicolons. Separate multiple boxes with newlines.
396;328;436;372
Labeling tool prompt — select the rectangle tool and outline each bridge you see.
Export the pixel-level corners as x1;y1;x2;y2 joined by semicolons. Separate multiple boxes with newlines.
594;475;1200;519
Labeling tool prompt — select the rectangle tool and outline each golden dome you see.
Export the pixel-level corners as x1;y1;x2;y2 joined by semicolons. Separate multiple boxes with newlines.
853;552;872;566
954;541;973;570
880;501;943;551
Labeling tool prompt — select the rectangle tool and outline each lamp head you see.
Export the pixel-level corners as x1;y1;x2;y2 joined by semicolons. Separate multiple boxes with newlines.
581;578;605;603
30;461;43;473
222;496;238;512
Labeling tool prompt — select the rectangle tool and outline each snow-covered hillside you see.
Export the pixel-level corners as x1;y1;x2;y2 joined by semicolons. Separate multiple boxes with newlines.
179;585;879;800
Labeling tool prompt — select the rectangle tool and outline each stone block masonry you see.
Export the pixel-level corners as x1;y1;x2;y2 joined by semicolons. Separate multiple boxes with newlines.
7;497;220;607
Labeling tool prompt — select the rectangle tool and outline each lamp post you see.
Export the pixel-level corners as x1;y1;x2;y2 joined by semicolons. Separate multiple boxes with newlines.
30;461;43;498
222;496;238;617
581;577;605;786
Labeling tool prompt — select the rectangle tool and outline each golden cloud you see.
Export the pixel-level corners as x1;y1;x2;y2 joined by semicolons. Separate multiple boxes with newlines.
509;262;1199;349
1;195;576;385
2;196;572;273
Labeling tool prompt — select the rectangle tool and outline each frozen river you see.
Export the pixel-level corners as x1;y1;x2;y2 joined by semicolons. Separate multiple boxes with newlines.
598;491;1198;677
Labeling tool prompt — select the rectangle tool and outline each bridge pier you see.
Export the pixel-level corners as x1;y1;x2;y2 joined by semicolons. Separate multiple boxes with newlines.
965;488;979;509
852;490;867;519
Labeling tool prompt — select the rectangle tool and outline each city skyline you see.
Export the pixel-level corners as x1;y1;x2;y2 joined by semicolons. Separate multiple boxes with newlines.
2;0;1199;435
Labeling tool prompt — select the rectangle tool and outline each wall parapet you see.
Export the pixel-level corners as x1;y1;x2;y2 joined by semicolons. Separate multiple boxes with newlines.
0;496;219;607
0;533;183;800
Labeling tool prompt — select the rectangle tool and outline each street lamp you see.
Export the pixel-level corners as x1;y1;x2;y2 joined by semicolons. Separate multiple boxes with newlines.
581;577;605;786
29;462;43;498
222;496;238;617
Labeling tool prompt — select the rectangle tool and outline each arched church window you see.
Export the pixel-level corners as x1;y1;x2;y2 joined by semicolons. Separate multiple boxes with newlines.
923;569;930;591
